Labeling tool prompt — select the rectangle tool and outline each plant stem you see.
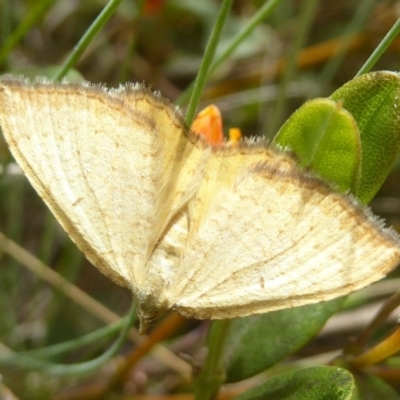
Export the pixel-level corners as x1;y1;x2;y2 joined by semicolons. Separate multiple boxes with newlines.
356;18;400;77
212;0;283;76
53;0;123;80
194;320;232;400
349;325;400;369
184;0;233;127
178;0;283;107
0;302;137;375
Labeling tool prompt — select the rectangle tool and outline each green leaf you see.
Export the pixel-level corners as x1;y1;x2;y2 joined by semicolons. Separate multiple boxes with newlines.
234;366;354;400
330;71;400;203
273;98;361;193
225;298;344;383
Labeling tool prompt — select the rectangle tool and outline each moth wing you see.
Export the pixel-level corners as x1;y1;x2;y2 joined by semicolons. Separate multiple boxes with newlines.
0;77;203;288
168;148;400;319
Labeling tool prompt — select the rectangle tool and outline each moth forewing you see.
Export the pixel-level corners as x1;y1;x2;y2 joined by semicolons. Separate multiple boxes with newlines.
0;75;399;334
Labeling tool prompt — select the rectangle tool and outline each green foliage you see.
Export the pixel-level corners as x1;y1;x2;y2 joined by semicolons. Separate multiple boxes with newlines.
274;71;400;204
225;299;344;382
230;70;400;399
330;71;400;203
273;98;361;193
235;366;354;400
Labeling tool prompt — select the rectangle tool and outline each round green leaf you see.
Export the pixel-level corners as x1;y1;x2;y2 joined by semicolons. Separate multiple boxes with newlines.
234;366;354;400
273;98;361;193
330;71;400;203
225;298;344;383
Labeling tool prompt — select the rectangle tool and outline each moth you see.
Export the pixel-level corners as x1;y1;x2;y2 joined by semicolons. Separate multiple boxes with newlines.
0;76;399;333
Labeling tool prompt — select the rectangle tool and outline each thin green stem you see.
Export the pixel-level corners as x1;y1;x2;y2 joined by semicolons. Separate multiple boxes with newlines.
178;0;284;107
356;18;400;77
184;0;233;127
3;317;126;360
194;320;232;400
211;0;283;75
266;0;319;138
0;0;54;68
0;303;136;376
53;0;123;81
